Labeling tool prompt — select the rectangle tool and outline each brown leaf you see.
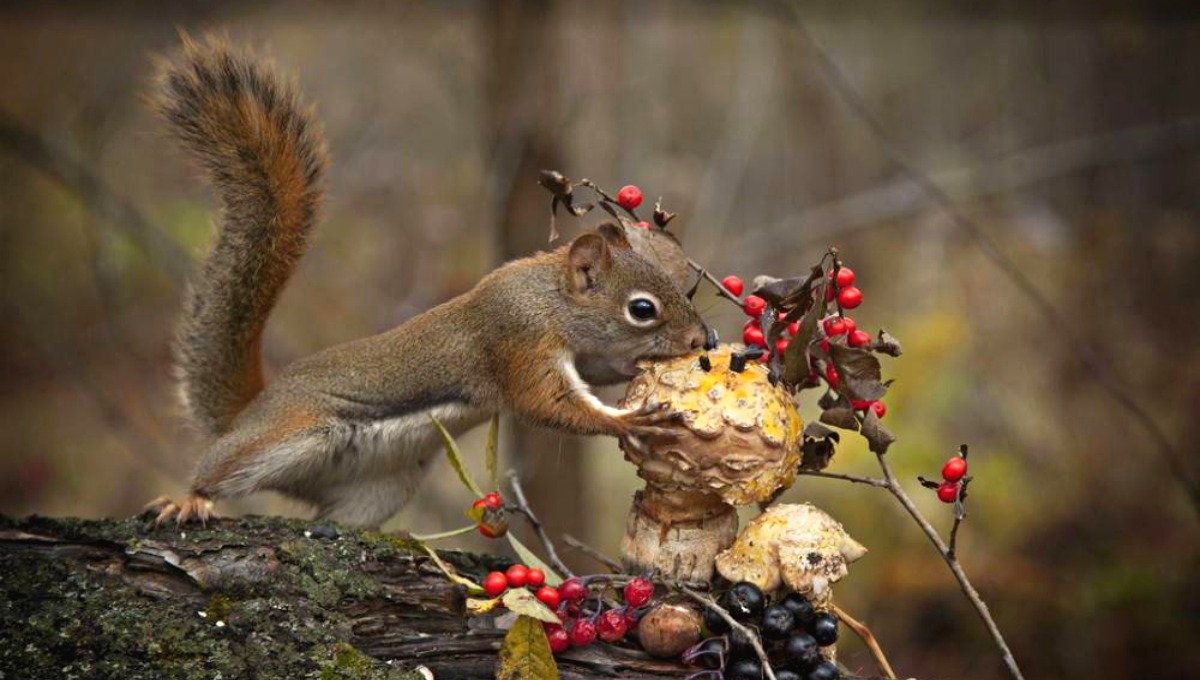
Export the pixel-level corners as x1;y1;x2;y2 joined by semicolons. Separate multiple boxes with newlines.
496;615;560;680
828;345;887;402
538;170;572;196
871;329;904;357
860;409;896;455
800;422;840;470
819;406;859;431
782;276;829;387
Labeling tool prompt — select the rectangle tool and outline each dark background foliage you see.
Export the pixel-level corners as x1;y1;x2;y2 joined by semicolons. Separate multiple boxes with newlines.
1;2;1197;678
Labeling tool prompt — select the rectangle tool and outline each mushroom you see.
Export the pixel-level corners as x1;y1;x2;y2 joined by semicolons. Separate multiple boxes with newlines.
618;345;803;582
714;503;866;609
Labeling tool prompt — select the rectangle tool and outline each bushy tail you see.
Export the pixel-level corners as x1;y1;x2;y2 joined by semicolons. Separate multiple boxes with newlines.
156;35;326;437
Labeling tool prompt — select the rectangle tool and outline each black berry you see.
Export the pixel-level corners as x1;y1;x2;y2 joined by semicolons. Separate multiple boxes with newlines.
681;637;726;670
809;612;839;646
728;626;758;660
703;605;730;635
779;593;815;629
774;669;804;680
760;604;795;639
726;657;763;680
784;633;821;670
807;660;840;680
722;582;766;621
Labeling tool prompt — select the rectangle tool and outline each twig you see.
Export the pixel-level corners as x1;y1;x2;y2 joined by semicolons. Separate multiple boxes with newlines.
947;476;972;560
798;469;889;489
677;586;777;680
562;534;622;573
506;470;575;579
832;604;896;680
785;3;1199;518
686;258;745;305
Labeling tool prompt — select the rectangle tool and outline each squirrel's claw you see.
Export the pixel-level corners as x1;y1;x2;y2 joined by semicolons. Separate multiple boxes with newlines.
144;494;218;527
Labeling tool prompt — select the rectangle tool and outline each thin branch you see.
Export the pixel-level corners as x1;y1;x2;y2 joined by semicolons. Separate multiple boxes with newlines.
562;534;622;573
832;604;897;680
798;469;889;489
785;4;1200;517
677;586;777;680
947;476;972;560
506;470;575;579
686;258;745;305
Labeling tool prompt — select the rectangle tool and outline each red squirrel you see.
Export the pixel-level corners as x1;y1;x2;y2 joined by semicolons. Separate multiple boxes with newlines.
146;36;708;527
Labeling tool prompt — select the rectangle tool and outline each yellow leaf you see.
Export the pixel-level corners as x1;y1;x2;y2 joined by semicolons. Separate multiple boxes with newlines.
485;414;500;489
466;597;503;615
506;534;563;587
431;414;483;497
501;587;560;623
496;615;559;680
422;545;483;593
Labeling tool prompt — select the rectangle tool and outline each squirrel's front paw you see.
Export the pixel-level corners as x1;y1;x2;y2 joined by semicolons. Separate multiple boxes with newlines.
618;401;684;441
144;493;219;526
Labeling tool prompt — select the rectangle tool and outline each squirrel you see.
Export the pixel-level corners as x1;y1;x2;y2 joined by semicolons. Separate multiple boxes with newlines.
145;36;709;528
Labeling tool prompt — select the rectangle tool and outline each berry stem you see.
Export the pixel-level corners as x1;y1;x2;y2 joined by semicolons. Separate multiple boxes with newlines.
506;469;576;579
833;604;897;680
685;258;744;305
562;533;623;573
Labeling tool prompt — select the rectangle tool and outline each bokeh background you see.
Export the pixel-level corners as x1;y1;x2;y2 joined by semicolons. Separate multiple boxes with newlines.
2;1;1198;678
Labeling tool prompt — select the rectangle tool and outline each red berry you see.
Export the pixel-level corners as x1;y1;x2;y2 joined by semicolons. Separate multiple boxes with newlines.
616;185;643;210
721;275;745;297
634;220;651;229
570;619;598;647
830;266;855;288
471;498;488;512
484;492;503;508
505;564;529;589
942;457;968;482
871;401;887;418
743;323;765;348
819;338;831;354
837;287;863;309
850;399;871;411
623;607;641;631
825;364;840;390
483;571;508;597
848;330;871;347
547;626;570;654
536;585;561;610
787;321;800;335
597;609;628;643
558;578;587;603
743;295;766;318
842;317;857;334
776;338;790;354
623;577;654;608
526;568;546;588
937;481;959;503
825;284;836;302
478;523;502;539
824;317;847;336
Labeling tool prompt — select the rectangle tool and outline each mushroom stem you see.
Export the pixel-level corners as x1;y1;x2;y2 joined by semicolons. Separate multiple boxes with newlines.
620;487;738;582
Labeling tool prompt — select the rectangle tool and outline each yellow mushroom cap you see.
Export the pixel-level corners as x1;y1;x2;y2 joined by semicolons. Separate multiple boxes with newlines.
620;345;803;506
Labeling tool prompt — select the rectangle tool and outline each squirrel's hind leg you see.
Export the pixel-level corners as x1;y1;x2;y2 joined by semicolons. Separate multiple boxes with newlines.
311;476;417;529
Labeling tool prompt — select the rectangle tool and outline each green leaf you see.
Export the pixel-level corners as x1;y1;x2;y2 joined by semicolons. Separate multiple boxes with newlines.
485;415;500;490
496;615;559;680
506;534;563;587
430;414;483;497
501;588;560;623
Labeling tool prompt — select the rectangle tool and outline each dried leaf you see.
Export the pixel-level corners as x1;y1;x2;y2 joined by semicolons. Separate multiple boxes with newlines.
538;170;572;196
800;430;838;471
467;596;504;615
485;415;500;489
430;415;483;497
422;545;483;593
871;329;904;357
803;421;840;442
501;588;561;623
496;615;560;680
828;345;887;402
782;277;829;386
506;534;563;587
820;406;860;431
860;409;896;455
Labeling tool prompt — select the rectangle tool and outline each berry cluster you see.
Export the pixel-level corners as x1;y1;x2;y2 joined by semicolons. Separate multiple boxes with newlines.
685;582;840;680
935;453;968;503
470;492;508;538
482;563;555;602
540;576;656;654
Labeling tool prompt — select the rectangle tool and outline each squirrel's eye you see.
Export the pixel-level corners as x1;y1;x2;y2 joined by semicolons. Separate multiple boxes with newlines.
627;297;659;323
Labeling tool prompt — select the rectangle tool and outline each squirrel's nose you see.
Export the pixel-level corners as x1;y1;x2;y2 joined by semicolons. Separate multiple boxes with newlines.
689;324;711;351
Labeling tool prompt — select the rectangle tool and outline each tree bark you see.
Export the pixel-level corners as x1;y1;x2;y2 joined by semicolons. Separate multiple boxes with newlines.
0;514;692;679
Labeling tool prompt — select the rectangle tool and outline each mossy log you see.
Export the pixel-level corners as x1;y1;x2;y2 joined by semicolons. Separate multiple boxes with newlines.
0;515;689;680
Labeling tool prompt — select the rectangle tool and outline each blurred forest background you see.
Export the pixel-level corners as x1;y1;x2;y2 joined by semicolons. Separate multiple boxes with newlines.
1;1;1198;678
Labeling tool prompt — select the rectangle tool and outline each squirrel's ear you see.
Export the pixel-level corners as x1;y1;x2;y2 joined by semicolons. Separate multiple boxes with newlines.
595;222;632;250
567;232;612;293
